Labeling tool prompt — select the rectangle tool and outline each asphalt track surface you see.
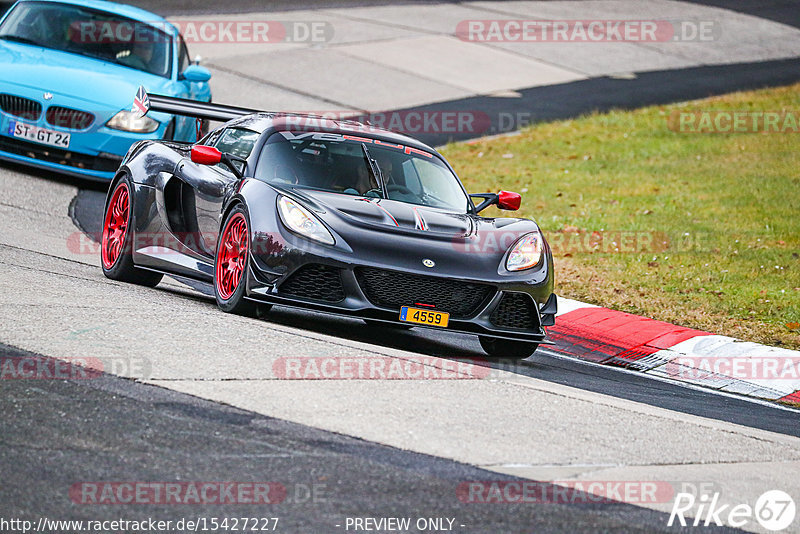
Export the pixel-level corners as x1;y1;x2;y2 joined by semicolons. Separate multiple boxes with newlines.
3;1;800;532
47;180;800;437
2;341;737;533
117;0;800;28
64;0;800;435
2;163;795;532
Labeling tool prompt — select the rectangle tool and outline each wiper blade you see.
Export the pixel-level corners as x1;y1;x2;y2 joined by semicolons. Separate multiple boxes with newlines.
361;143;387;198
0;35;42;47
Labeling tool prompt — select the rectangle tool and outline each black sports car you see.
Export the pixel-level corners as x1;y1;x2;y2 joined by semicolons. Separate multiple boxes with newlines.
101;92;557;358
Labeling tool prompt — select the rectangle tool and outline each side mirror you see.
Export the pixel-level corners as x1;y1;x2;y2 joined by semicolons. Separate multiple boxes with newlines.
497;190;521;211
190;145;247;179
470;191;522;213
181;65;212;83
191;145;222;165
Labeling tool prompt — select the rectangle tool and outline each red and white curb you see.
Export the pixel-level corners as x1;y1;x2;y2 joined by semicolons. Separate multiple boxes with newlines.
550;298;800;404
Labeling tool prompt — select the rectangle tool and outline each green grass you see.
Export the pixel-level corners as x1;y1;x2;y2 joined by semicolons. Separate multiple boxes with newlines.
442;83;800;349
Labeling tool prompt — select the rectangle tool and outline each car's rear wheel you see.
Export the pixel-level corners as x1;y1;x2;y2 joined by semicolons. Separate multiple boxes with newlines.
479;336;538;360
214;205;265;317
101;177;163;287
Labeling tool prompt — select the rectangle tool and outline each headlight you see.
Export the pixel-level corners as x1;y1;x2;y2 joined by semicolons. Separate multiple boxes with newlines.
506;232;543;271
106;111;159;133
277;196;334;245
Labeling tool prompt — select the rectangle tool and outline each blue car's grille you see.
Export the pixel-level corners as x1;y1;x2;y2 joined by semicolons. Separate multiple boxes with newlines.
45;106;95;130
0;94;42;121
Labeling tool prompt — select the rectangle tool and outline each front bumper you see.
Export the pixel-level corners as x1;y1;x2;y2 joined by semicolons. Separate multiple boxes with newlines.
0;108;169;181
0;134;123;180
245;260;556;343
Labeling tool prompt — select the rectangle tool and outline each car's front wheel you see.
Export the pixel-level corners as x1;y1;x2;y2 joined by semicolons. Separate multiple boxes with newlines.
101;176;163;287
479;336;538;360
214;205;259;316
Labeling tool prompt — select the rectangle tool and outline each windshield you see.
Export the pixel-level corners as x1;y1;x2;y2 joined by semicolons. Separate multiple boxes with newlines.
255;131;470;213
0;1;173;78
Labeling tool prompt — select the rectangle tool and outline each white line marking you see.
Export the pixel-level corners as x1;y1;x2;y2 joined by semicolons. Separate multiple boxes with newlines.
555;297;599;316
537;348;800;413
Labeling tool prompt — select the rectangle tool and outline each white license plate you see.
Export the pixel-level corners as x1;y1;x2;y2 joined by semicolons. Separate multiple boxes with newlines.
9;120;70;149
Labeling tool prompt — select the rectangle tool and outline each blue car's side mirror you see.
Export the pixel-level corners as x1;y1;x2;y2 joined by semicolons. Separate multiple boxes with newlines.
180;65;211;83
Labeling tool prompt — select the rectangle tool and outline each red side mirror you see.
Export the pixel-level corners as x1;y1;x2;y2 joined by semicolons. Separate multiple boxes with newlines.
497;191;521;211
191;145;222;165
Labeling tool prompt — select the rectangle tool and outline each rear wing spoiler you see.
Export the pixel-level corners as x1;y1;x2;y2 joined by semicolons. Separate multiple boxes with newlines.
133;86;262;122
131;86;370;140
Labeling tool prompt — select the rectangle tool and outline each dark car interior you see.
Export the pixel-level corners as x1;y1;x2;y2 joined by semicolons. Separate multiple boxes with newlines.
0;2;172;77
253;133;468;212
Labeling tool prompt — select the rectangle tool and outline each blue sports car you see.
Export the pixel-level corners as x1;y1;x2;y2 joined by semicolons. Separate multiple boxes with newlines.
0;0;212;180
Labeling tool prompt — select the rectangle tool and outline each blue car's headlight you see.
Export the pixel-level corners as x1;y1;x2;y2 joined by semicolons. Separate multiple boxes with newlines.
506;231;543;271
106;111;159;133
277;196;334;245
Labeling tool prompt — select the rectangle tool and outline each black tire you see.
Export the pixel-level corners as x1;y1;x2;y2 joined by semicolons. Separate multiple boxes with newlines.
254;302;273;319
214;205;258;316
363;319;413;330
479;336;538;360
101;176;163;287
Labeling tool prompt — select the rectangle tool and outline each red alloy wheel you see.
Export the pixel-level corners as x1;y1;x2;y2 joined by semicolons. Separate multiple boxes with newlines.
216;212;249;300
101;182;130;269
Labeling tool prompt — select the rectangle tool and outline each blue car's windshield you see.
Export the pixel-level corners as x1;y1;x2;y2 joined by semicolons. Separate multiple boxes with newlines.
255;131;470;213
0;1;173;78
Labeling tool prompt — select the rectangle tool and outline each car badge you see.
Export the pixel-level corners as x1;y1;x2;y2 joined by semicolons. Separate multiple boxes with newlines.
422;259;435;268
43;92;53;100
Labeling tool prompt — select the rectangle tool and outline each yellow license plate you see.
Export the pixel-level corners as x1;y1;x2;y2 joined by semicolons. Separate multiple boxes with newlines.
399;306;449;327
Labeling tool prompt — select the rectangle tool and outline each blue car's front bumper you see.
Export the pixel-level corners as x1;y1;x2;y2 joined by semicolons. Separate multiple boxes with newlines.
0;111;169;181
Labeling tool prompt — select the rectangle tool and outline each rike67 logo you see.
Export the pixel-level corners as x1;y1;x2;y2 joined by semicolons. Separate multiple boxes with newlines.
669;490;796;531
